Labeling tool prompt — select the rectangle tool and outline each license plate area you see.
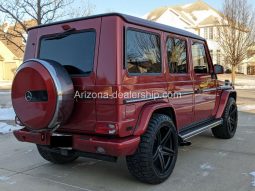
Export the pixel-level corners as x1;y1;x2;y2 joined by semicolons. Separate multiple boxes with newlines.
51;134;73;147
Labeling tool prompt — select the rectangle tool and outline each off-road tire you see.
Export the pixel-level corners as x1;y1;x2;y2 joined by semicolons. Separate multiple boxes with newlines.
126;114;178;184
212;97;238;139
37;145;78;164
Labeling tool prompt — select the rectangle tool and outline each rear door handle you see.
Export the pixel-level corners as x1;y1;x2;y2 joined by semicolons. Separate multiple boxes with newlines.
195;88;203;94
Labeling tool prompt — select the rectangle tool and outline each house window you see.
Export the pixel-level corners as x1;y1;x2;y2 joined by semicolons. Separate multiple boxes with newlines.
126;29;161;74
204;28;208;39
166;37;187;73
248;66;255;75
216;50;221;64
238;65;243;74
209;27;213;40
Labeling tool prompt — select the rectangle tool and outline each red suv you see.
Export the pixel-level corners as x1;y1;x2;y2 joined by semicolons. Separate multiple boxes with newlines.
12;13;238;184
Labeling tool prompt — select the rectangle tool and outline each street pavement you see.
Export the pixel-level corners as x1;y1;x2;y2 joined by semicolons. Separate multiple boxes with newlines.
237;89;255;107
0;90;255;191
0;90;12;108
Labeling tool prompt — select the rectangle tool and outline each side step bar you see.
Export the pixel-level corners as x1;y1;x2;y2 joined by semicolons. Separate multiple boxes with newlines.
179;119;223;140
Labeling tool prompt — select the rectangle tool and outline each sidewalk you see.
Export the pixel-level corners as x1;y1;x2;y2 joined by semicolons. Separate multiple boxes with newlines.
0;107;19;134
218;74;255;89
0;81;12;90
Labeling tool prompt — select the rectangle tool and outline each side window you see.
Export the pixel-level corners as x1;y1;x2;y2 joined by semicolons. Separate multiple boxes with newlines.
166;37;187;73
191;42;209;74
126;29;161;74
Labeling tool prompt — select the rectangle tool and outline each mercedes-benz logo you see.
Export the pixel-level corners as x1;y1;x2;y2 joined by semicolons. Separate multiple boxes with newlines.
25;91;33;102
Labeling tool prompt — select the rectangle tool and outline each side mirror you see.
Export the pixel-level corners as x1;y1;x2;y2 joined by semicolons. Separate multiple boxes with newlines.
214;64;224;74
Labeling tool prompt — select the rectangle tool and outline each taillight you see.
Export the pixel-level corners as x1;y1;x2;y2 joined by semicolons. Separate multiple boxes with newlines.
95;123;118;135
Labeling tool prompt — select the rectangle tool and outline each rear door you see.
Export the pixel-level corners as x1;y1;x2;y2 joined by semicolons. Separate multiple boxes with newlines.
191;40;217;122
36;18;101;133
122;26;167;104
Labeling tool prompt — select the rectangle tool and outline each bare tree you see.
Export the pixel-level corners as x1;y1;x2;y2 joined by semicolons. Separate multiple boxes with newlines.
0;0;95;53
216;0;255;84
69;0;95;18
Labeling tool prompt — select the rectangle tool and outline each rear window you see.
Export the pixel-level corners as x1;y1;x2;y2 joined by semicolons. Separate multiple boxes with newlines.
39;30;96;75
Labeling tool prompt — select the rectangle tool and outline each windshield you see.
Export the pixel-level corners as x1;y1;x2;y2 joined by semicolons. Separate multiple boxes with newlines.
39;30;96;75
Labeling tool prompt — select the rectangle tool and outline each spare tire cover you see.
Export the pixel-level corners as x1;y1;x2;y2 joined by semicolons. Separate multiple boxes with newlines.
12;59;74;130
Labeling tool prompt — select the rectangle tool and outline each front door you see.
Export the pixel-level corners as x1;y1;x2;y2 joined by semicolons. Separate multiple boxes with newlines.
191;40;216;122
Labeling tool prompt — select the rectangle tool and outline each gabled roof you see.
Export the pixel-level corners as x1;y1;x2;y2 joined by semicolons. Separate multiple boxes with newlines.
198;15;218;26
168;7;196;25
146;0;222;27
146;7;169;21
245;57;255;64
184;0;210;12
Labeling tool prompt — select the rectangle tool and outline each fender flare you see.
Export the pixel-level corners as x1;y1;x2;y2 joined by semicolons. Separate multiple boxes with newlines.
133;102;177;136
215;89;237;119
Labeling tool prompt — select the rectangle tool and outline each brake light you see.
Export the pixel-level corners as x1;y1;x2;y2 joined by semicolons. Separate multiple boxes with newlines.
95;123;118;135
62;24;71;30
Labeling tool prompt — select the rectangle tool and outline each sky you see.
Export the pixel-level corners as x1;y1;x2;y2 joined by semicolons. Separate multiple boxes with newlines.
90;0;223;17
1;0;254;22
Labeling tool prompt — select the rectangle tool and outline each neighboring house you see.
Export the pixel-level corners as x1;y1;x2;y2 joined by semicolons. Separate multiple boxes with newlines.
0;20;36;81
241;46;255;75
0;36;23;80
145;0;255;75
242;58;255;75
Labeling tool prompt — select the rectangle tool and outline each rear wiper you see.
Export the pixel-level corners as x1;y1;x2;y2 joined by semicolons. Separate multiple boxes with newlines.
45;28;76;40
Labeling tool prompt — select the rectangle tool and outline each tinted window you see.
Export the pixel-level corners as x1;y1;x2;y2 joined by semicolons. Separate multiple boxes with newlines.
126;30;161;74
39;31;96;75
166;37;187;73
191;42;209;74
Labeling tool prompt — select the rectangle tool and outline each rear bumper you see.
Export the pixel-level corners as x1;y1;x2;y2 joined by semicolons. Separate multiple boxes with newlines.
13;129;140;157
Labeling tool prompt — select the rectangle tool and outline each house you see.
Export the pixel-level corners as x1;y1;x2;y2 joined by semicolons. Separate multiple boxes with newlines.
0;35;23;80
0;21;26;81
0;20;37;81
144;0;255;75
238;46;255;75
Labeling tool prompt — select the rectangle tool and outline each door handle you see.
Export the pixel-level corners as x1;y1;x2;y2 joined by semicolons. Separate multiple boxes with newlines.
195;88;203;94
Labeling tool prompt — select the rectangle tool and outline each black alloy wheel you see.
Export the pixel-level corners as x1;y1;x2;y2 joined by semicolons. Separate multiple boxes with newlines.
126;114;178;184
212;97;238;139
152;125;177;175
